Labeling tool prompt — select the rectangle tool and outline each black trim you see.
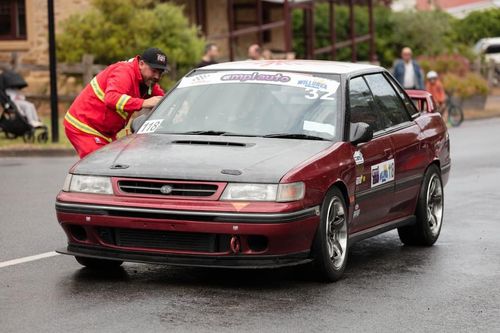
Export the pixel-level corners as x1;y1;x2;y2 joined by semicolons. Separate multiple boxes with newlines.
57;244;312;269
356;182;393;201
395;174;423;192
349;215;416;244
55;201;320;224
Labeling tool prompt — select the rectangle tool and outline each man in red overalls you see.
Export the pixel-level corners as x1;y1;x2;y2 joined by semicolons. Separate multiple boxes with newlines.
64;48;167;158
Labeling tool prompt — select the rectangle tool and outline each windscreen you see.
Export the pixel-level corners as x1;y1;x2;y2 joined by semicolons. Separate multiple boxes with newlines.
138;70;342;141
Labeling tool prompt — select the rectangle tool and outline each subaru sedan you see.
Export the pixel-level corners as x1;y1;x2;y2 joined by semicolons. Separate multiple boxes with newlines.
56;60;450;281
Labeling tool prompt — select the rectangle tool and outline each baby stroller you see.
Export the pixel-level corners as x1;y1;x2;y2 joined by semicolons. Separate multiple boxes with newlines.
0;69;48;143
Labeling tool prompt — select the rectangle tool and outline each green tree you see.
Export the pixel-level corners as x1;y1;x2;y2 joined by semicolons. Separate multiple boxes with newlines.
453;8;500;45
57;0;204;83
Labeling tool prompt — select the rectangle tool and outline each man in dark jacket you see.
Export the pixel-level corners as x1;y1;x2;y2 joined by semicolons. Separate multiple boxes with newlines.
393;47;424;90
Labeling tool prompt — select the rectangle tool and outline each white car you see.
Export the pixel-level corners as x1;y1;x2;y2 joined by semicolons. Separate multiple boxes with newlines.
474;37;500;65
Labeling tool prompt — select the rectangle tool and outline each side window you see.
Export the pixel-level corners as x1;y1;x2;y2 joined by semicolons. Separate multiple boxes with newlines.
386;73;420;117
348;77;383;132
364;74;411;127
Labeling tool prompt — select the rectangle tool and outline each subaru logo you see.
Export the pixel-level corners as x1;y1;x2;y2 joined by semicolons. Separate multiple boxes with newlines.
160;185;173;194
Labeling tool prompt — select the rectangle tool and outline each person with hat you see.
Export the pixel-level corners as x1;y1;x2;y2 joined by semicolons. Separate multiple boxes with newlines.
64;47;168;158
425;70;448;122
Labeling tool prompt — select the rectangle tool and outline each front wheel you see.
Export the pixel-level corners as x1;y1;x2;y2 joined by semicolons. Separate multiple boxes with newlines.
75;256;123;269
398;164;444;246
312;187;349;282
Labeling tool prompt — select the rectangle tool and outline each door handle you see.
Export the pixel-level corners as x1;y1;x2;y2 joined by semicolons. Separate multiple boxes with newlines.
384;148;393;159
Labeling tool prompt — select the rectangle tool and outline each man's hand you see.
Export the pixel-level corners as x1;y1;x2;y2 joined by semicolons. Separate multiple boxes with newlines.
142;96;163;109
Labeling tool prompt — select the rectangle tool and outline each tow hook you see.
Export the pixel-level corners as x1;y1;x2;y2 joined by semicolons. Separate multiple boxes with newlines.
230;235;241;254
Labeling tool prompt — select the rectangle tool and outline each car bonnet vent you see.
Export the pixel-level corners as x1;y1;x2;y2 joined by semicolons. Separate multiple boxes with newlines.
172;140;248;147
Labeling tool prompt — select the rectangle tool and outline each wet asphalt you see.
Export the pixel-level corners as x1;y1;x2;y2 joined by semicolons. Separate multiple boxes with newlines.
0;118;499;333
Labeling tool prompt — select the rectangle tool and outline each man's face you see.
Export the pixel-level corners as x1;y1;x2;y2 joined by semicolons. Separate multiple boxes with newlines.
207;46;219;61
139;60;163;86
402;50;412;62
248;45;261;60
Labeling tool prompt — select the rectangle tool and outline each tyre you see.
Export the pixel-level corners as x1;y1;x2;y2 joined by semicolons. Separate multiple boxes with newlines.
37;131;48;143
398;164;444;246
448;103;463;127
75;256;123;269
312;187;349;282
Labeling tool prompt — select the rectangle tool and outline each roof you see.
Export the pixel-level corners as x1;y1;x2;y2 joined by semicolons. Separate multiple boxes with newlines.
201;60;383;75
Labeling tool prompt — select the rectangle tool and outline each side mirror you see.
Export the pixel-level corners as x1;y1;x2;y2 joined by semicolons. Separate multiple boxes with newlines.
350;122;373;145
130;113;149;133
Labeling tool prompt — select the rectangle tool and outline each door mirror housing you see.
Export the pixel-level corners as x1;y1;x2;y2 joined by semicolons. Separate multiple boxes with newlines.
350;122;373;145
131;113;149;133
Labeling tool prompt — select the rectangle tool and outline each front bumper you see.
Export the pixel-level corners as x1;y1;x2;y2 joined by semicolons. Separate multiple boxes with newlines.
56;200;320;268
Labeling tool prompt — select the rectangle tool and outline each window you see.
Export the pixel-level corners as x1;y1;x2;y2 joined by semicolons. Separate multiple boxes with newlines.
348;77;384;132
0;0;26;40
385;73;420;118
364;73;411;127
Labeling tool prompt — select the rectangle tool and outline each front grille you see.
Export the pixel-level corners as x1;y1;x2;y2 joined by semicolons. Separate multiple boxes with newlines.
97;227;231;253
118;180;218;197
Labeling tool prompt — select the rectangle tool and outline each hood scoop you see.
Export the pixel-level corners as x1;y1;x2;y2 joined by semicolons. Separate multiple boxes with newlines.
171;140;251;147
110;163;130;169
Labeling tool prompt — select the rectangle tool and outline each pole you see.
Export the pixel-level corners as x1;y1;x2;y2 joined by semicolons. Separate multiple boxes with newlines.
47;0;59;142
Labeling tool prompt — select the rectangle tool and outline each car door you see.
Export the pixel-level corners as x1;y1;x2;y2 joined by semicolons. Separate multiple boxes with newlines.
363;73;428;221
348;76;395;233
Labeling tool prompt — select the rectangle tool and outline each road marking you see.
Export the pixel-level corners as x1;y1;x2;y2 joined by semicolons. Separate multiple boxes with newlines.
0;251;60;268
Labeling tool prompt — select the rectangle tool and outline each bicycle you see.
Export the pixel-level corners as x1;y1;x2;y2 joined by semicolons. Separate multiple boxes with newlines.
445;93;464;127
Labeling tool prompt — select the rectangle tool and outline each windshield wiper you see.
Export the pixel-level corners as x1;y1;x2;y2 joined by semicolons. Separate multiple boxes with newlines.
180;130;228;135
262;133;330;141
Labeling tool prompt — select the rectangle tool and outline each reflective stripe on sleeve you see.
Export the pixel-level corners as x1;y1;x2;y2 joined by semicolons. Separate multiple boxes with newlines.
115;94;131;120
64;112;112;143
90;77;105;102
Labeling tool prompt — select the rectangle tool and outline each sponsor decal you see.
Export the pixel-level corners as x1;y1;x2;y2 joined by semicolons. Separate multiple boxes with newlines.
353;204;360;218
353;151;364;165
220;72;291;83
371;159;395;188
137;119;164;134
355;175;366;186
297;79;328;90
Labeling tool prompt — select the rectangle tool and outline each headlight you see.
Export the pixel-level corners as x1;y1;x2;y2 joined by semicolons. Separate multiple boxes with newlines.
220;182;305;202
62;174;72;192
67;175;113;195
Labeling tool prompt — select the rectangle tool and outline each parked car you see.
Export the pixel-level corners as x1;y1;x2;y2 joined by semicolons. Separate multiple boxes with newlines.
474;37;500;65
55;60;451;282
407;89;437;113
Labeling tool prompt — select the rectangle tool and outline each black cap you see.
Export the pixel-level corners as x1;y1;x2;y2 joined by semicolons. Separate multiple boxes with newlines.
141;47;168;71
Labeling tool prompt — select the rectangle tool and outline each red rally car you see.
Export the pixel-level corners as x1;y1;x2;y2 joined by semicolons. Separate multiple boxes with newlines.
56;60;451;282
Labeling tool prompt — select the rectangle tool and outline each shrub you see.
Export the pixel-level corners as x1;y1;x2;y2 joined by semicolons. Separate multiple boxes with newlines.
57;0;204;84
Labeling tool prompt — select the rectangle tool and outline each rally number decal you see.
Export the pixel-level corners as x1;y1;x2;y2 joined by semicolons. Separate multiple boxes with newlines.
304;88;335;100
137;119;163;134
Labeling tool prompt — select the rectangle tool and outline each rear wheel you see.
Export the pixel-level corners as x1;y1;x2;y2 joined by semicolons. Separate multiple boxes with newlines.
312;187;349;282
398;164;443;246
75;256;123;269
448;103;463;127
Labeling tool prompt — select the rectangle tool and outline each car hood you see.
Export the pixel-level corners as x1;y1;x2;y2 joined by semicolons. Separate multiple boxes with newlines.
72;134;334;183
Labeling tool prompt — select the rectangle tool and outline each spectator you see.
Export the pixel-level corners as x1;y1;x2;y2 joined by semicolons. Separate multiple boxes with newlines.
5;88;43;128
248;44;262;60
393;47;424;90
262;48;273;60
426;70;448;122
196;43;219;68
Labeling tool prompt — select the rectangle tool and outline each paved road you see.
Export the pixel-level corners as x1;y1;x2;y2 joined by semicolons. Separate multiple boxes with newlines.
1;118;499;332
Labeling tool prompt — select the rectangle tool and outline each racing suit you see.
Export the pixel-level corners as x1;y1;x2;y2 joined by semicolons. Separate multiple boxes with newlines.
64;56;164;158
